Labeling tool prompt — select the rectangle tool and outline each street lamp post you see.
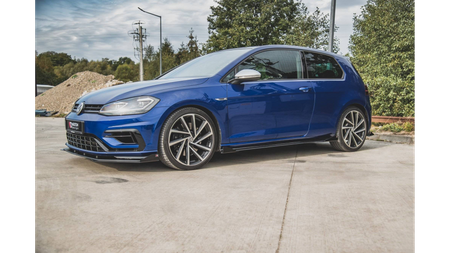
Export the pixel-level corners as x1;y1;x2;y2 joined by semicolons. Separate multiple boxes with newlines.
328;0;336;52
138;7;162;76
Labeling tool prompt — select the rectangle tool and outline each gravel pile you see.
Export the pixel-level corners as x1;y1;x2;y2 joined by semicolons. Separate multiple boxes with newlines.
35;71;124;114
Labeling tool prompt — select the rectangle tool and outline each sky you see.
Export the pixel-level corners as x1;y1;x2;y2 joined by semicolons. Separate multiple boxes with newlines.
35;0;367;61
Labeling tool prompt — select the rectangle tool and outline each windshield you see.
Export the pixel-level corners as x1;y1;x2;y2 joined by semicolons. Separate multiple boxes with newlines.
159;48;252;79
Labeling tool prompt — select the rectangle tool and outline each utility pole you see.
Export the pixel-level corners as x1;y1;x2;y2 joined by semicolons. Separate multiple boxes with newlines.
328;0;336;52
131;21;146;81
138;23;144;81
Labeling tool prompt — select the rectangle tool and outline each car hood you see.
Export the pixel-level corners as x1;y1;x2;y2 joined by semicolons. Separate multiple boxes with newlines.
78;77;208;104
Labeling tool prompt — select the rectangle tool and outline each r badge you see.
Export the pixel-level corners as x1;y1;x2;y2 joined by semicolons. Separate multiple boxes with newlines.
68;121;79;130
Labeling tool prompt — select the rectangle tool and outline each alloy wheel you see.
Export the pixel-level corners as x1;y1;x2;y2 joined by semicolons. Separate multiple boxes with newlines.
341;110;366;149
168;113;214;167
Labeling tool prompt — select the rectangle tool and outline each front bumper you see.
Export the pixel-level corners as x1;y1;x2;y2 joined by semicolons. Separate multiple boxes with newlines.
63;106;168;163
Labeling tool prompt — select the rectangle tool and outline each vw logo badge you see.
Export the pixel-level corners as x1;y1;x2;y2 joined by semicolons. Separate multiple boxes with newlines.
76;102;85;115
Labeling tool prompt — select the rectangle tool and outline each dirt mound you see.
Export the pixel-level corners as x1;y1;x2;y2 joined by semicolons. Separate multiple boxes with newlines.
35;71;124;114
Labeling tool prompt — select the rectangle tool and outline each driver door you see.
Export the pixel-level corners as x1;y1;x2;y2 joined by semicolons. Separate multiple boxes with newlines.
225;49;315;143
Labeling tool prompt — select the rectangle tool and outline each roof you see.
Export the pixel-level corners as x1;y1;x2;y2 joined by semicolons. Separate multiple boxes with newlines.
222;45;344;60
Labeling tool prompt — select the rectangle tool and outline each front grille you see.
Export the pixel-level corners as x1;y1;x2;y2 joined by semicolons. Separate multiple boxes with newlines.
72;104;103;113
66;132;107;152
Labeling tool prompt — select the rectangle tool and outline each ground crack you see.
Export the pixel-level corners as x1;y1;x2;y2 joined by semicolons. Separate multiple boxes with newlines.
275;148;299;253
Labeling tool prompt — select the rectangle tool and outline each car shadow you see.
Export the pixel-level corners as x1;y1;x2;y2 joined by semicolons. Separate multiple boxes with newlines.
208;143;314;167
97;160;174;172
207;141;382;168
101;141;382;172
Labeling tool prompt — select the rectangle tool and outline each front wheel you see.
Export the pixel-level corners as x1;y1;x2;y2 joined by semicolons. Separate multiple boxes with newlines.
159;107;217;170
330;107;367;152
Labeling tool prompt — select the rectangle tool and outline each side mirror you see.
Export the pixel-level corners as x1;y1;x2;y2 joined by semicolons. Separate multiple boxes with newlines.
229;69;261;84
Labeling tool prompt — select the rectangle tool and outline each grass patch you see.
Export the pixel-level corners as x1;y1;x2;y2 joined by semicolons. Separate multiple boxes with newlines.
372;122;414;133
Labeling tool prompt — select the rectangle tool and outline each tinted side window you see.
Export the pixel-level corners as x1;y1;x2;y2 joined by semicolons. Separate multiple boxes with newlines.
303;52;343;79
222;50;302;82
238;50;302;80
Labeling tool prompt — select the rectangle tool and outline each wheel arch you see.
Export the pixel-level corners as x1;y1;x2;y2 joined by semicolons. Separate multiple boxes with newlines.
155;101;225;152
336;102;371;136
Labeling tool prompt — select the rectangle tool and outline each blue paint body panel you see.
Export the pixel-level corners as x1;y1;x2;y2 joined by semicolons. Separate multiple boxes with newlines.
65;45;371;159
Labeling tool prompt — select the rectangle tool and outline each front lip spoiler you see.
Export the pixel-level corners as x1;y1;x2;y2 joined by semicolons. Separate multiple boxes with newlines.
62;147;159;163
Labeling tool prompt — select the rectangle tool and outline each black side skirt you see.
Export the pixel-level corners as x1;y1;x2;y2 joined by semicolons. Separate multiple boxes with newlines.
221;134;335;154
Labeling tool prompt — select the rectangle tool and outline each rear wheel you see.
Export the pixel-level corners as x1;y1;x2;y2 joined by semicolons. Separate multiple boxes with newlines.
330;107;367;152
159;107;217;170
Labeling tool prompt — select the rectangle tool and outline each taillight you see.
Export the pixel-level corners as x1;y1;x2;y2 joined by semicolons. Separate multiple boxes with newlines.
364;84;370;96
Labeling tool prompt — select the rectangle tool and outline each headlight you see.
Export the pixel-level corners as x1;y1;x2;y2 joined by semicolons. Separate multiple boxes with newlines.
99;96;159;116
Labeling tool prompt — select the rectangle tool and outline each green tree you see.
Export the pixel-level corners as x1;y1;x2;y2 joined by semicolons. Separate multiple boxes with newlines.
206;0;299;51
175;29;201;65
86;59;113;76
144;45;156;62
349;0;414;116
144;38;178;79
186;28;200;59
114;63;138;82
36;53;58;85
143;44;159;80
38;51;74;67
175;42;189;65
53;63;72;84
286;5;339;53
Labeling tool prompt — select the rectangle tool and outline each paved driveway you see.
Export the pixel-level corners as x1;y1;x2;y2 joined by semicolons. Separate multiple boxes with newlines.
36;118;414;252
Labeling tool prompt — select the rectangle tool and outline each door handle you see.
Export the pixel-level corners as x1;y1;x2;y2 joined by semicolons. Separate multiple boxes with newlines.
299;87;310;92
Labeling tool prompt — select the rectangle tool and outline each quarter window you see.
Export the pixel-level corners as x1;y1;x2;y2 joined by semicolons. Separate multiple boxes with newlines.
303;52;343;79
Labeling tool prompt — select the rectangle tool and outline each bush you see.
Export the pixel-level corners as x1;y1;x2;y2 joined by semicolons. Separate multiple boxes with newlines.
367;76;415;117
350;0;414;117
376;122;414;133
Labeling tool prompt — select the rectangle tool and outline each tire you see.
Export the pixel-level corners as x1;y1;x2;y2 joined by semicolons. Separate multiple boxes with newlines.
159;107;217;170
330;106;367;152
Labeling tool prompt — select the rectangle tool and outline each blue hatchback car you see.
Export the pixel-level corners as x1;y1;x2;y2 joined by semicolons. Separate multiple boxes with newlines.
64;45;371;170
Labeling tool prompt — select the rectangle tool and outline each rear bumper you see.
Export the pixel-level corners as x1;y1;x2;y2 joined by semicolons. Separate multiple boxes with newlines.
63;144;159;163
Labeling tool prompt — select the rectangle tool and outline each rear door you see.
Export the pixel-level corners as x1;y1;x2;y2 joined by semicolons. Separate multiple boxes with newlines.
225;49;315;143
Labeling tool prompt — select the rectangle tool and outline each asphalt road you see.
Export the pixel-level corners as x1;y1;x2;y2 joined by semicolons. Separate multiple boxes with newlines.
36;117;414;253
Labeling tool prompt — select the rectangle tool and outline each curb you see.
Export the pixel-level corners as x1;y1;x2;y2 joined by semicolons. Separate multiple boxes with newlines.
367;133;414;145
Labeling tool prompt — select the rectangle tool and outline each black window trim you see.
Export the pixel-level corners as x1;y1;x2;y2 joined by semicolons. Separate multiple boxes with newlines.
221;48;346;83
220;48;306;83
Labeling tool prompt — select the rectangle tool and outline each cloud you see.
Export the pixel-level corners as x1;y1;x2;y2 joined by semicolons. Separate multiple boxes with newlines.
36;0;366;59
36;0;215;61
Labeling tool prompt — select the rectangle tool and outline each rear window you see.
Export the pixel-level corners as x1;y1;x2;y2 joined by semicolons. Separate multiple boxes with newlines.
303;52;343;79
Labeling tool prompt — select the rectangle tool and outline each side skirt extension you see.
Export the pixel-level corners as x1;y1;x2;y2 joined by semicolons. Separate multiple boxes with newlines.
220;134;334;154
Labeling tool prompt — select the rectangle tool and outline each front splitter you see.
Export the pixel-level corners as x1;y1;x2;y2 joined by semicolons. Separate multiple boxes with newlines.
62;147;159;163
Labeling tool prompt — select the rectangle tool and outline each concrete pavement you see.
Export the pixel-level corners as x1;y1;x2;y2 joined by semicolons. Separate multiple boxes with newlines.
36;117;414;252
